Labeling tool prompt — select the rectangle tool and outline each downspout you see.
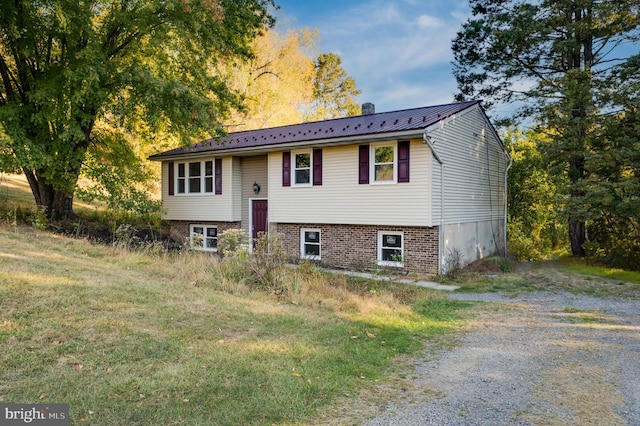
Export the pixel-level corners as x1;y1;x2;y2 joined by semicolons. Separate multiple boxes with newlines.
504;152;513;257
423;131;445;274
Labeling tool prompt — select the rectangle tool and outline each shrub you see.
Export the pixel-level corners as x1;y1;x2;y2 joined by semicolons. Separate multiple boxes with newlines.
443;248;464;279
113;223;141;250
217;228;250;258
250;232;287;292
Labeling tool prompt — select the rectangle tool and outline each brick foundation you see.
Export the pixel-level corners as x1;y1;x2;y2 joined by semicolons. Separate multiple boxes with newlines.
170;220;440;275
273;223;439;275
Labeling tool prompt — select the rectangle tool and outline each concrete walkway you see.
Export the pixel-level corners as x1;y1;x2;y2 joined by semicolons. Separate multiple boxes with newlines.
321;268;460;291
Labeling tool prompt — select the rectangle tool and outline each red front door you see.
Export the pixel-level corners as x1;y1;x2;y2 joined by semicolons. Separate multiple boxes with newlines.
251;200;268;240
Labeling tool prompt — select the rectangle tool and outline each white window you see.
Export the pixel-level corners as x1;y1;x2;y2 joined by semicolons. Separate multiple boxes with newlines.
300;229;321;260
204;160;214;193
378;231;403;267
188;162;201;193
177;163;186;194
190;225;218;252
175;161;216;194
371;143;396;183
293;150;312;186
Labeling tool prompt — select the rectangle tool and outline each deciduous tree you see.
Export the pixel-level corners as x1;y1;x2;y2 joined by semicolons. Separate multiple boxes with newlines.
306;53;360;121
224;31;361;130
224;28;318;130
504;129;565;260
0;0;274;218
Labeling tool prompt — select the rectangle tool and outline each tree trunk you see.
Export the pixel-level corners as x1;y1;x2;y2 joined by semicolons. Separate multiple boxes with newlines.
23;169;77;220
49;191;75;219
567;154;587;257
568;215;585;257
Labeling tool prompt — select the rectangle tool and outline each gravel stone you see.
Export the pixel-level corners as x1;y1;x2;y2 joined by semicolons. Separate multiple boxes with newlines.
365;291;640;426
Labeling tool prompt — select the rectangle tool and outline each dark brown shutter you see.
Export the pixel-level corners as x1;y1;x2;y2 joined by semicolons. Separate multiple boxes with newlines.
168;162;174;195
313;149;322;186
358;145;369;184
282;151;291;187
398;140;410;183
215;158;222;194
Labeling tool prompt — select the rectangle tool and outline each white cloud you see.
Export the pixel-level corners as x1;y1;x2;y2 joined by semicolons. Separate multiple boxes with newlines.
367;78;458;112
275;0;472;111
322;1;403;36
416;15;444;28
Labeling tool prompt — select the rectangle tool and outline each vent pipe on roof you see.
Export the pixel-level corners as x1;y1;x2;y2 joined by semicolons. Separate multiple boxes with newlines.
361;102;375;115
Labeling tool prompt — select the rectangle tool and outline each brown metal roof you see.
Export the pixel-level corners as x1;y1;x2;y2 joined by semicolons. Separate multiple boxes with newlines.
149;100;480;160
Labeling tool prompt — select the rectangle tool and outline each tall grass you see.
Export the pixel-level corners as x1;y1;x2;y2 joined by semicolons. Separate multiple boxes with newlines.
0;226;470;425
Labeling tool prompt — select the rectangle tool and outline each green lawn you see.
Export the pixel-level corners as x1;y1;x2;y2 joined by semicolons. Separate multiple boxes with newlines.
4;172;638;424
0;227;470;425
453;258;640;298
557;257;640;285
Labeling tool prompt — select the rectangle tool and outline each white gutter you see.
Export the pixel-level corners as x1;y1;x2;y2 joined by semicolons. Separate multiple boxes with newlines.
423;130;445;274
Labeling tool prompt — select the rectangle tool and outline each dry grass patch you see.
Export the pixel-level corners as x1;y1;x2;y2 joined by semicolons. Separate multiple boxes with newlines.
527;363;626;426
523;261;640;298
0;226;471;425
452;257;640;298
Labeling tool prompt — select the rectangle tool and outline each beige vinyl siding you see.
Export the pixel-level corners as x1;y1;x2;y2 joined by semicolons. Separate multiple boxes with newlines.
268;139;433;227
231;157;242;220
161;157;240;221
431;158;443;225
240;155;268;231
429;105;507;225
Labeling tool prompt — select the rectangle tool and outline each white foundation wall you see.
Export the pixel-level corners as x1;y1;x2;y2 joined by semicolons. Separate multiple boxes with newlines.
442;219;505;270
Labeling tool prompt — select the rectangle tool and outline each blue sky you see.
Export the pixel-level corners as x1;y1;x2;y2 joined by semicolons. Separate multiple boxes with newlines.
272;0;472;114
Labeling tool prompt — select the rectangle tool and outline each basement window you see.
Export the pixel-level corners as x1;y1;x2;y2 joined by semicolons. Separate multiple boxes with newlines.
190;225;218;252
300;229;321;260
377;231;404;267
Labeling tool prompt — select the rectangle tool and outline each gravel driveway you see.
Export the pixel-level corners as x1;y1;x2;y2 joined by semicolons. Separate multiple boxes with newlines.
365;291;640;426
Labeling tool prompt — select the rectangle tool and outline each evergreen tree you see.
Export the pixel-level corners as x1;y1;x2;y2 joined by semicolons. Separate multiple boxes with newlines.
452;0;640;257
583;56;640;268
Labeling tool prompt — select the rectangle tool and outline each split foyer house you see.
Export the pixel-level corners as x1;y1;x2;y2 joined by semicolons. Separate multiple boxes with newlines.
149;100;511;274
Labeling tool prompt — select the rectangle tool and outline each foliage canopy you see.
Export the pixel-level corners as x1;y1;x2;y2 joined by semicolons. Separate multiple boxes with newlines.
0;0;275;218
224;30;361;130
453;0;640;266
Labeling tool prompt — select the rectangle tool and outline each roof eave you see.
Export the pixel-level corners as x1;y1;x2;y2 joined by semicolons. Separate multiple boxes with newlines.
148;128;428;161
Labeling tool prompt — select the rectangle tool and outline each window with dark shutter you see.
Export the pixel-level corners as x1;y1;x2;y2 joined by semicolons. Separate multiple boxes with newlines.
313;149;322;186
282;151;291;187
294;152;311;185
168;162;174;195
215;158;222;194
188;162;202;193
205;161;214;193
398;140;410;183
359;145;369;184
